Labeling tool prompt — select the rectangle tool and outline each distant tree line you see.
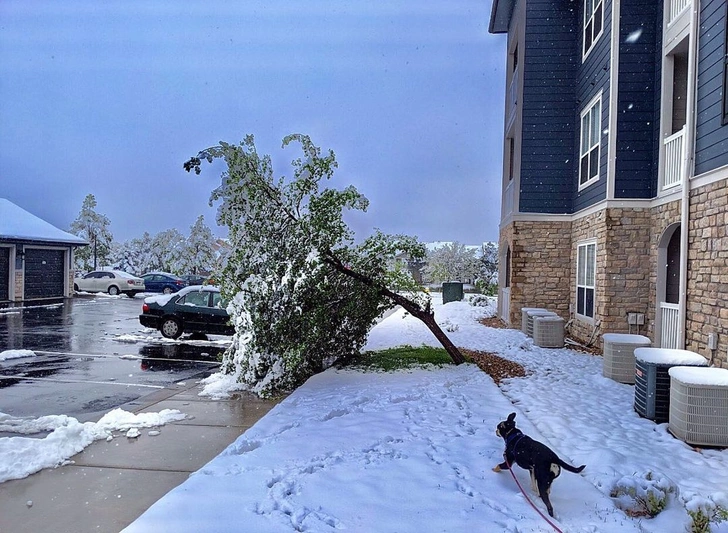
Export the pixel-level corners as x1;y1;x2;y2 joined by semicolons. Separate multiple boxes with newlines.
68;194;226;276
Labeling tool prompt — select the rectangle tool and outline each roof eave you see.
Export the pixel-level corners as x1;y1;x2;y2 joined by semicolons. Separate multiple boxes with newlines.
489;0;516;34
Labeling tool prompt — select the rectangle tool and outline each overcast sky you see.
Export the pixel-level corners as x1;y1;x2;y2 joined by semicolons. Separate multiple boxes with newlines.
0;0;505;245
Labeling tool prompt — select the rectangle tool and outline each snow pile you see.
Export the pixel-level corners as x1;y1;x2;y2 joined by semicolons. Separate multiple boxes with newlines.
125;296;728;533
0;408;186;483
0;349;36;361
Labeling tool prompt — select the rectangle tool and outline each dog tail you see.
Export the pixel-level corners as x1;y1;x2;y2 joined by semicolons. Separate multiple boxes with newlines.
557;458;586;473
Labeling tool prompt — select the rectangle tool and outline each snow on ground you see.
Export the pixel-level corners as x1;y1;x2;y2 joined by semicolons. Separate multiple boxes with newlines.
124;296;728;533
0;349;36;361
0;408;186;483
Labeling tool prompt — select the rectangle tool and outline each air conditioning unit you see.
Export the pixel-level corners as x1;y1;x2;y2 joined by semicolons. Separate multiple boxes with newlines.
521;307;547;335
533;316;565;348
633;348;708;423
669;367;728;447
525;310;557;338
602;333;651;384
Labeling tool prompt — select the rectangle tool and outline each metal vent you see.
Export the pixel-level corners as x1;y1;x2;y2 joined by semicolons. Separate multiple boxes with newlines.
525;310;557;338
533;316;565;348
521;307;547;335
602;334;651;384
669;368;728;446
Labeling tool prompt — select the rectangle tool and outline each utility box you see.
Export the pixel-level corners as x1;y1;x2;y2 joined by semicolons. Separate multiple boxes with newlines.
602;333;651;384
442;282;464;304
669;367;728;447
633;348;708;423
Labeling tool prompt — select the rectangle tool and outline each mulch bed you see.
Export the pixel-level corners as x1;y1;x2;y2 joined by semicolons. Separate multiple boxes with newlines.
460;348;526;384
478;316;509;329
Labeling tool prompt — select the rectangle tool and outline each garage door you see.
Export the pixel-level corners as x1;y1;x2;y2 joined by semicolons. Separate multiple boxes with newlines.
0;247;9;301
24;248;66;299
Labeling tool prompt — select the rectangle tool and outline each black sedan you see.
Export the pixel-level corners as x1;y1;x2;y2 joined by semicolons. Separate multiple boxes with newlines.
139;285;234;339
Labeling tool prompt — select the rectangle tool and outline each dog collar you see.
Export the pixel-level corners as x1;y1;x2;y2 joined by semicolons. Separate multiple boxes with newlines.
505;431;524;448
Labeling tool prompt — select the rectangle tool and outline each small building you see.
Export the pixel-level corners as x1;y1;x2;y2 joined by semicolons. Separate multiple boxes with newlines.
0;198;87;302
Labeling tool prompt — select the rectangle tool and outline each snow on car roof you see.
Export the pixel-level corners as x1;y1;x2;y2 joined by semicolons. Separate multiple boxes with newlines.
143;285;220;306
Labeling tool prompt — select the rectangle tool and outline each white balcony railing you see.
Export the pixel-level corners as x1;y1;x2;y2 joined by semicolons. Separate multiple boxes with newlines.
503;179;515;217
500;287;511;324
668;0;690;25
660;302;680;349
663;126;686;190
506;66;519;128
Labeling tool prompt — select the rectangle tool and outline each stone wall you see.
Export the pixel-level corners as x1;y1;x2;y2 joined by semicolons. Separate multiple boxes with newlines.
686;180;728;368
500;220;572;326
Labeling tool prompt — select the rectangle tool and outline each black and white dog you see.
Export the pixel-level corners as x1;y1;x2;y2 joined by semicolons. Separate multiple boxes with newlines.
492;412;585;517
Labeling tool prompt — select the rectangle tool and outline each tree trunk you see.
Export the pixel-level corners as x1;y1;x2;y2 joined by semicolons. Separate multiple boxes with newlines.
322;254;466;365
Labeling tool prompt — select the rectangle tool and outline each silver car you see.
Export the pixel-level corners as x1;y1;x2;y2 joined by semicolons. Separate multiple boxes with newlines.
74;270;146;297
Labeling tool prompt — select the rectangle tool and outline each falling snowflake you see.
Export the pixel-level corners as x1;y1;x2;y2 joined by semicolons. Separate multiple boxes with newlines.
626;29;643;43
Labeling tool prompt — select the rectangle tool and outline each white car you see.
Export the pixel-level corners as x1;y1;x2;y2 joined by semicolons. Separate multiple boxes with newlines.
74;270;146;296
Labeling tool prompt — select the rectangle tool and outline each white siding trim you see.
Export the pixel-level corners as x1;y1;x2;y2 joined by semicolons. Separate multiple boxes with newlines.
607;0;620;201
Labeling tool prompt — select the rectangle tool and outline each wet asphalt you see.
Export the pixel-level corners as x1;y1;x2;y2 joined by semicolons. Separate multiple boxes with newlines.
0;295;229;426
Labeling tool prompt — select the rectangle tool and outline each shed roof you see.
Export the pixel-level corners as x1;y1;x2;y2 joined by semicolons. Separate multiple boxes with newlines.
0;198;87;246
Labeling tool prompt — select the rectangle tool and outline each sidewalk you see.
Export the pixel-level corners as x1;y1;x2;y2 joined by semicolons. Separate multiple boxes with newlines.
0;380;280;533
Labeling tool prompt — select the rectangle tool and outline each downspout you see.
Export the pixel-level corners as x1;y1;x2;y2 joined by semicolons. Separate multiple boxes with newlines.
678;0;700;349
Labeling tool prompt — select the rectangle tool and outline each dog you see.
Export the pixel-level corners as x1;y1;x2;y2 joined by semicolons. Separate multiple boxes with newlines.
492;412;585;517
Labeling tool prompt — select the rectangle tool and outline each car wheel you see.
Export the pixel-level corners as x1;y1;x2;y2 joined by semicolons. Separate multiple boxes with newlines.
73;284;79;292
160;317;182;339
163;287;173;295
108;285;120;296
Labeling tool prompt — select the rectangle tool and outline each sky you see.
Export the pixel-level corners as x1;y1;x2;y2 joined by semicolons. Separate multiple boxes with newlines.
0;0;505;245
3;297;728;532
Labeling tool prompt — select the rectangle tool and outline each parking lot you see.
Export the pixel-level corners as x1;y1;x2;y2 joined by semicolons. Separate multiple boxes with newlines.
0;295;229;426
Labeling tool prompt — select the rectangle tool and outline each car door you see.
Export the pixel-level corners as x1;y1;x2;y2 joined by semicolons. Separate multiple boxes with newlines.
208;291;232;334
79;272;101;292
175;290;210;332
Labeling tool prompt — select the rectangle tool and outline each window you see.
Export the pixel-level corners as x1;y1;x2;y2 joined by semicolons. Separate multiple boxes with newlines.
579;95;601;188
576;242;596;319
583;0;603;58
181;291;210;307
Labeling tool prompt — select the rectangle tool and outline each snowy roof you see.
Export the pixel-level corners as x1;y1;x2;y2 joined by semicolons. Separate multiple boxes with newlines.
0;198;87;245
669;366;728;386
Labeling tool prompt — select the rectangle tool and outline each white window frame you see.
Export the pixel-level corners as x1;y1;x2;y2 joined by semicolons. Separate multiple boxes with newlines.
576;241;597;321
583;0;604;60
579;93;602;190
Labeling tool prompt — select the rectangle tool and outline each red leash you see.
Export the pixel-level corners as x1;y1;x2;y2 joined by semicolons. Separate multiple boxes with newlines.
505;456;564;533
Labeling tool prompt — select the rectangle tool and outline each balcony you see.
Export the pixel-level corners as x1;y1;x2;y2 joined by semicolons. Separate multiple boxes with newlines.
668;0;690;26
503;179;515;217
663;126;685;190
506;66;519;130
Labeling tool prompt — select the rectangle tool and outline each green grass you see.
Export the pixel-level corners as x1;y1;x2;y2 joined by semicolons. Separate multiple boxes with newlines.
343;346;455;372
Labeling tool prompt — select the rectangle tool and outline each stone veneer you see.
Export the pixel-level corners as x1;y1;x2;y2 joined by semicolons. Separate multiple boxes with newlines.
499;182;728;368
686;179;728;368
499;220;572;326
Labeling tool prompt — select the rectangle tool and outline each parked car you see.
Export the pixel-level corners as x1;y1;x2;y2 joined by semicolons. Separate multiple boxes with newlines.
74;270;146;297
140;272;188;294
180;274;207;286
139;285;233;339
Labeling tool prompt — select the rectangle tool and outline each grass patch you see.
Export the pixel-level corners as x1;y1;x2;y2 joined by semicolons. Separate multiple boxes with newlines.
343;346;458;372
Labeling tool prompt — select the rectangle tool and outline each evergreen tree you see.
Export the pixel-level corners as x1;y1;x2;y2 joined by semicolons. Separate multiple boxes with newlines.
185;134;465;396
69;194;113;271
180;215;216;275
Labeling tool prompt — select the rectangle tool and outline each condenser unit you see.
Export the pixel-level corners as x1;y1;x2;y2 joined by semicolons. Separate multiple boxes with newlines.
633;348;708;423
669;367;728;447
521;308;547;335
525;310;557;338
602;333;651;384
533;316;565;348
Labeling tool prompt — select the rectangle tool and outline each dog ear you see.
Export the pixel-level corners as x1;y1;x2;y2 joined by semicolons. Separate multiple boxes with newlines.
507;412;516;422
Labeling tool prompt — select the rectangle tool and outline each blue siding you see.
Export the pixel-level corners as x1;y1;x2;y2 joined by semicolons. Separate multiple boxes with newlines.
519;0;578;214
695;0;728;175
573;0;611;211
614;0;661;199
